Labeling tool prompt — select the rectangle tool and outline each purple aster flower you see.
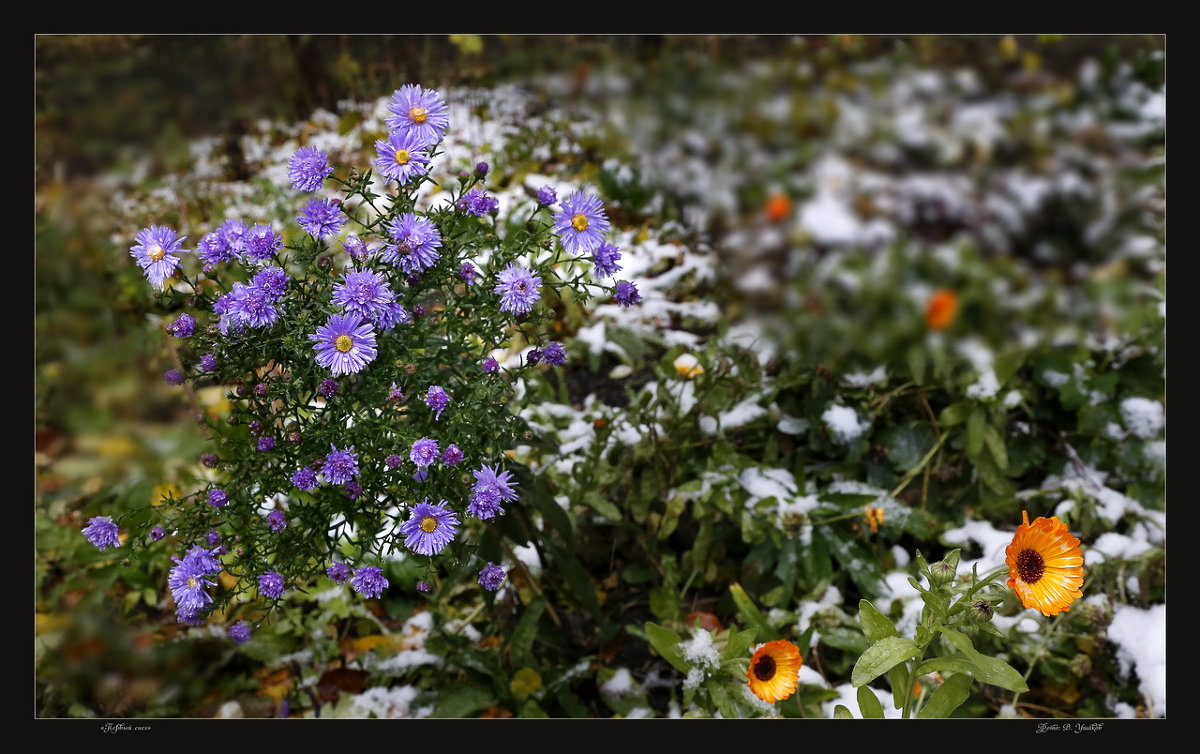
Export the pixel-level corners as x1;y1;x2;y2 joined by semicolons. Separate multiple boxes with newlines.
475;161;490;178
327;562;352;584
322;444;359;485
248;421;263;435
553;191;610;255
457;188;500;217
386;382;406;404
537;185;558;206
182;544;223;575
292;466;318;491
382;213;442;274
310;313;378;376
208;489;228;508
258;571;286;600
198;353;218;372
425;385;449;420
375;300;411;332
411;305;425;318
494;264;542;316
244;224;283;262
164;369;184;386
351;566;389;599
212;544;228;556
297;198;345;240
410;438;439;469
614;280;643;307
407;273;422;286
169;555;216;620
130;225;185;290
441;444;464;466
341;234;375;261
482;357;499;373
288;430;302;444
526;348;542;366
149;526;165;541
413;468;429;483
206;529;221;546
215;282;278;332
228;620;252;644
201;453;219;468
251;266;290;301
416;581;432;594
267;510;287;532
254;383;269;398
373;129;433;186
167;313;195;338
344;481;362;499
257;436;276;452
197;229;239;267
468;464;520;521
288;145;333;192
332;268;396;323
399;499;460;556
385;84;450;145
83;516;121;550
385;454;403;468
458;262;477;283
591;242;623;278
478;563;507;592
319;378;339;398
541;342;568;366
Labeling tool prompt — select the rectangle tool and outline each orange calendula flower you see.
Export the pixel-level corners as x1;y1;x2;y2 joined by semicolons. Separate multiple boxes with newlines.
765;193;792;224
747;640;803;704
864;505;885;533
1006;510;1084;616
924;289;960;331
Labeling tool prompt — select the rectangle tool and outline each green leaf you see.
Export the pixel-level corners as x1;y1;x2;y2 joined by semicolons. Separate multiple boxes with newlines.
833;704;854;719
939;402;969;426
584;490;623;521
658;494;687;540
729;583;777;641
709;681;737;718
649;586;678;621
917;673;974;718
508;598;546;668
885;422;937;472
432;684;494;718
982;424;1009;471
966;407;986;458
907;345;927;385
857;686;884;718
937;628;1028;692
858;599;899;642
915;657;978;676
643;622;689;674
851;636;921;687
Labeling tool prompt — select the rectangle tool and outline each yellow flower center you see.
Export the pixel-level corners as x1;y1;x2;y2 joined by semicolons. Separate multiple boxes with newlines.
335;335;354;353
186;576;198;589
394;149;411;166
148;245;166;261
419;517;438;533
571;214;589;232
410;107;428;124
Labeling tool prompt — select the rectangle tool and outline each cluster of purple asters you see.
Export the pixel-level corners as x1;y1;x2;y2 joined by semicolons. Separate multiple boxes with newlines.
370;84;448;186
168;545;223;623
214;265;290;334
467;464;520;520
545;188;639;307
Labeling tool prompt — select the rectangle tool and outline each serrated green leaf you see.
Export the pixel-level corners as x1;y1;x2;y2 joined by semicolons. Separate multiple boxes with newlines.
937;628;1028;692
857;686;884;718
917;672;974;718
643;622;689;674
851;636;921;687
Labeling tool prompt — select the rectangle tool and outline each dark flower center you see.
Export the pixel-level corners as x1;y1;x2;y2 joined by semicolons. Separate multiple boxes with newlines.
753;655;777;682
1016;548;1045;584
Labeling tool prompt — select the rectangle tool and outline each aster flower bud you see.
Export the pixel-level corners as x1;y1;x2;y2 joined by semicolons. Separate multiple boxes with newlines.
254;383;268;397
475;161;490;178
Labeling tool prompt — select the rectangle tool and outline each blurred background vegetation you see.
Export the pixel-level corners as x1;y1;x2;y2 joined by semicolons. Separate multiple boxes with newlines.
35;34;1164;719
